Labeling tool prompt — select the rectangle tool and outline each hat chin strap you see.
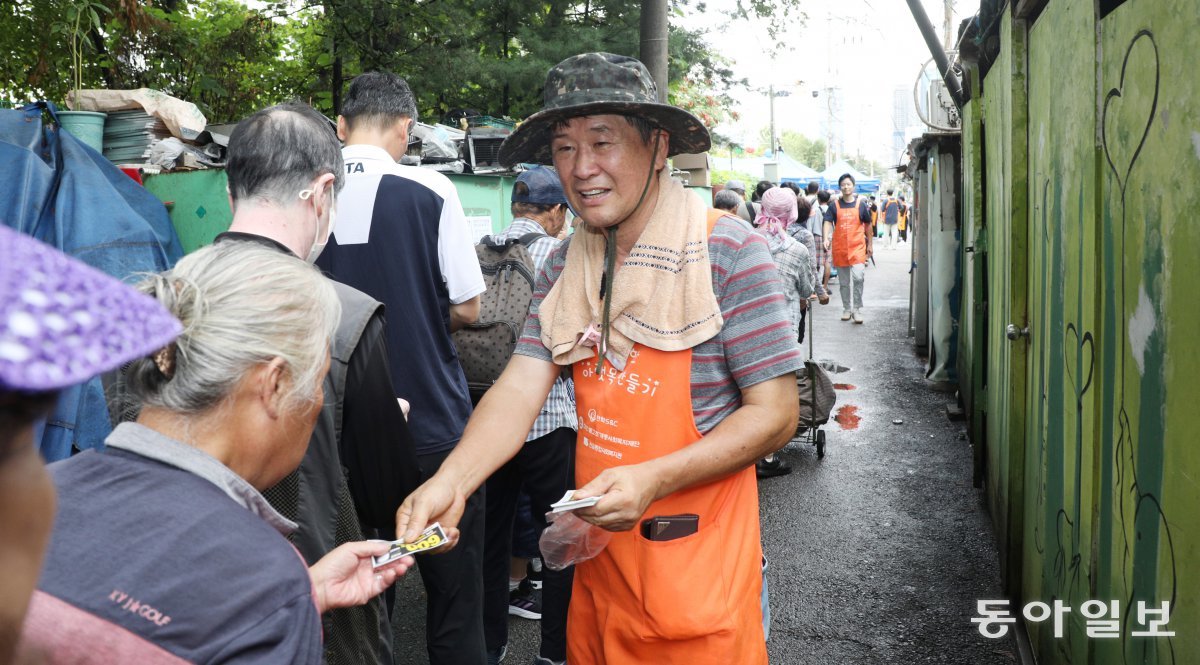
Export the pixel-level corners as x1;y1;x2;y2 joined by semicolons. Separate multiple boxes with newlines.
597;130;663;373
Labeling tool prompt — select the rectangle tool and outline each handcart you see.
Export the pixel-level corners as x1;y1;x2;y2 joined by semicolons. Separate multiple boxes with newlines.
796;302;837;458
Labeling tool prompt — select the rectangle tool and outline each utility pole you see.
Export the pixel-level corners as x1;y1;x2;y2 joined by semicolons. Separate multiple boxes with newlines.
768;84;776;157
764;85;792;157
639;0;669;102
824;87;837;167
823;14;839;168
943;0;954;47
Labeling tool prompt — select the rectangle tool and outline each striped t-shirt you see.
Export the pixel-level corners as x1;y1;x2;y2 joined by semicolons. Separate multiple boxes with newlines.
515;214;804;433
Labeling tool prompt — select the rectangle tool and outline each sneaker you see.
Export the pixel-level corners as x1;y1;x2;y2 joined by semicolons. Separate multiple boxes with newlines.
487;645;507;665
527;557;544;590
840;310;852;321
755;457;792;479
509;578;542;620
853;311;864;324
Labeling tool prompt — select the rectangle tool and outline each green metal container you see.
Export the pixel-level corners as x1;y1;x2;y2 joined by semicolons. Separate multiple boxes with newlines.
446;173;517;239
142;170;234;254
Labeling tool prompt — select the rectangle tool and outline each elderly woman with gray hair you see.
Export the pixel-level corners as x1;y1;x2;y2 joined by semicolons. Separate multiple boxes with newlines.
18;242;413;664
753;187;814;342
750;187;814;479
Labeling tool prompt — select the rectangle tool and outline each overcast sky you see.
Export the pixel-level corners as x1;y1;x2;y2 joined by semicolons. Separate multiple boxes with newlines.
678;0;979;165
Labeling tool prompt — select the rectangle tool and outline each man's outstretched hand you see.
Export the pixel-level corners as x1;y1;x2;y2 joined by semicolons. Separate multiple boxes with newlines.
395;475;465;549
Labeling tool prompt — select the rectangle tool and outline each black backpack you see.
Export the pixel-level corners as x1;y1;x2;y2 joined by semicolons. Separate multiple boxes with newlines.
452;231;544;403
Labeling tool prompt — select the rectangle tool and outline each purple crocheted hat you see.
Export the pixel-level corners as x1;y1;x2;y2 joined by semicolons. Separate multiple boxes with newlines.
0;226;182;392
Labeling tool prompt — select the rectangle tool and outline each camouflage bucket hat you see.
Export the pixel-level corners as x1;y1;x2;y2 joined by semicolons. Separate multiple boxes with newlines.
499;52;711;167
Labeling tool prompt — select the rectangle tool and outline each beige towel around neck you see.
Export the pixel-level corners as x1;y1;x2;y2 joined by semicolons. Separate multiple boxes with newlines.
540;171;723;370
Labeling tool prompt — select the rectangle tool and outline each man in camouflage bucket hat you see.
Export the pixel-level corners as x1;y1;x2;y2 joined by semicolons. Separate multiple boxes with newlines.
497;52;710;166
400;52;801;665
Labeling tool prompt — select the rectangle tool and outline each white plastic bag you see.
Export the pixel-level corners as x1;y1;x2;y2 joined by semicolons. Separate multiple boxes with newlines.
539;511;613;571
410;122;461;160
148;137;185;169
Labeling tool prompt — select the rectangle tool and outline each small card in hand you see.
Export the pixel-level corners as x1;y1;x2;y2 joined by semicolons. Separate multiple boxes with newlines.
372;523;450;568
549;490;601;513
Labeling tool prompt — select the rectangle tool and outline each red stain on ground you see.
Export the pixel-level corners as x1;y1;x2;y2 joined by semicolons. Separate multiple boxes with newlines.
835;405;861;430
833;383;856;391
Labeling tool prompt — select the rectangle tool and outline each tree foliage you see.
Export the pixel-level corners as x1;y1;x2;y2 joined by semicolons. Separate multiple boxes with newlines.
2;0;801;128
757;127;826;171
780;131;826;171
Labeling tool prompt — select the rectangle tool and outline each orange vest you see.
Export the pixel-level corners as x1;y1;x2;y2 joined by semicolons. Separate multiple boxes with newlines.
566;211;768;665
831;196;868;267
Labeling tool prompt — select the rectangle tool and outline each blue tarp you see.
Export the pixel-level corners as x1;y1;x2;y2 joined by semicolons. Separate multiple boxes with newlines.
1;102;184;461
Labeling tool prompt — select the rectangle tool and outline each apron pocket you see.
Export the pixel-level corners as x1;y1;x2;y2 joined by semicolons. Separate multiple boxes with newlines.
635;519;735;640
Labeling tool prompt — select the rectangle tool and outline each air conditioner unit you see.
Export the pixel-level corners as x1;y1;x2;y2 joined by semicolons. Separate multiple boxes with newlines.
463;127;508;174
924;79;961;130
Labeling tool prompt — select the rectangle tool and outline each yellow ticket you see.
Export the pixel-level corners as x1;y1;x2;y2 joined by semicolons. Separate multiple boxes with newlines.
372;523;449;568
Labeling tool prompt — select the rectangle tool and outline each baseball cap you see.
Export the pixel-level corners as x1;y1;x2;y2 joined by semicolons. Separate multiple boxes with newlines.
512;166;567;206
0;226;182;392
725;180;746;192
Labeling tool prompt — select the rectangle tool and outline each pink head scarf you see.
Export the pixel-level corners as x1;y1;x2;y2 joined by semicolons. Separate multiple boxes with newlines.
754;186;798;239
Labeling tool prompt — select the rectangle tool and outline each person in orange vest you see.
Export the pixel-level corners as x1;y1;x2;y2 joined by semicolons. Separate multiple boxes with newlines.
823;173;874;324
396;52;803;665
880;188;902;248
898;194;910;242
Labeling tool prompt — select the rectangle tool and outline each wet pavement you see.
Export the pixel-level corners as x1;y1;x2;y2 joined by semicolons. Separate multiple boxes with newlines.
760;242;1016;664
391;240;1017;664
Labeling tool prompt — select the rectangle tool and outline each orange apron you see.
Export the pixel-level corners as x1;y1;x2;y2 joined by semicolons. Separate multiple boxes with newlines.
831;196;867;268
566;212;767;665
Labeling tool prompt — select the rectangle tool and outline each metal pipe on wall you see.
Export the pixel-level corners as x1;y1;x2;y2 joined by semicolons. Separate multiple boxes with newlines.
904;0;965;109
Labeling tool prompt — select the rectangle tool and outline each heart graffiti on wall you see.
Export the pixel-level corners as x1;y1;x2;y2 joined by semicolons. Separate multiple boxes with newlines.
1100;28;1176;665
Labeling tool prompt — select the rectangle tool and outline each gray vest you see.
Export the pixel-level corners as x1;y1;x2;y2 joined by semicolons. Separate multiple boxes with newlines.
262;281;392;665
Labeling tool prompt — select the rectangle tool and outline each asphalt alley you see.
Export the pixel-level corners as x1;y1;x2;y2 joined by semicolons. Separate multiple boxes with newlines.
760;240;1016;664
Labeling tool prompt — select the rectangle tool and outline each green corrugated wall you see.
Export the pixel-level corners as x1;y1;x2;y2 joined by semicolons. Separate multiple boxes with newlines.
981;4;1031;591
962;0;1199;662
1023;1;1100;661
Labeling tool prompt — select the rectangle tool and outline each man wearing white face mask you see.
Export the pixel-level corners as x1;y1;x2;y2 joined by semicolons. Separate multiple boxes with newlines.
299;186;337;262
319;71;489;665
215;101;422;665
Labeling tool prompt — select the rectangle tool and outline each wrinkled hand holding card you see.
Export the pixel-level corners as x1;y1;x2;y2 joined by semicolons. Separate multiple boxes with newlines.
372;523;450;568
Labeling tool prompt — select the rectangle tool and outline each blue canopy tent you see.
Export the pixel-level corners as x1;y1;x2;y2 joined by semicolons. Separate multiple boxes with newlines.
772;152;821;184
820;159;880;194
721;153;820;186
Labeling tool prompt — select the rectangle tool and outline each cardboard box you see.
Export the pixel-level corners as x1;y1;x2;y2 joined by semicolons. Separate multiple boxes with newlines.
671;152;711;170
